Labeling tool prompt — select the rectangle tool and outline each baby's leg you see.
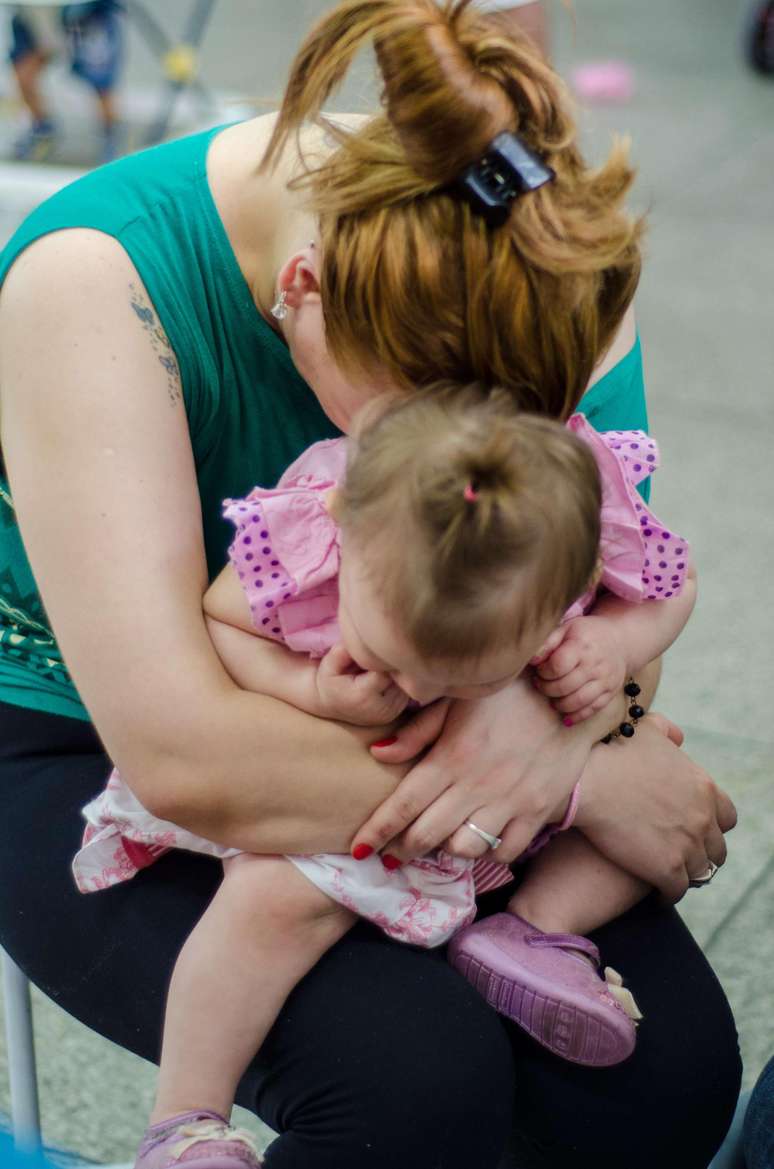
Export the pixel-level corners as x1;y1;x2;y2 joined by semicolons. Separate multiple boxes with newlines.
508;828;648;936
449;831;648;1067
152;853;354;1123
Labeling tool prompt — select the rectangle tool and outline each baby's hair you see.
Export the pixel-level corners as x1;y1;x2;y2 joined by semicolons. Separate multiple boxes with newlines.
336;387;601;661
263;0;642;418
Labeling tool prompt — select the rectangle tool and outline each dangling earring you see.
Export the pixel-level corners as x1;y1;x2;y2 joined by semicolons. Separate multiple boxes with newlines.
270;290;288;321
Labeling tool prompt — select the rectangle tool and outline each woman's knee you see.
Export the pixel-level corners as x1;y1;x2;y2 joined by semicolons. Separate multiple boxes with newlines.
504;896;742;1168
244;930;516;1168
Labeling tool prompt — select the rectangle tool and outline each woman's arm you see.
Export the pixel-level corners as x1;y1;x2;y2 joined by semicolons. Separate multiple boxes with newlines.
574;713;735;901
352;663;635;863
351;657;736;900
0;230;405;854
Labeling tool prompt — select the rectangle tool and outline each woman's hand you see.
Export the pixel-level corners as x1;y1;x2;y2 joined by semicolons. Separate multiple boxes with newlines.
350;675;606;865
576;713;737;901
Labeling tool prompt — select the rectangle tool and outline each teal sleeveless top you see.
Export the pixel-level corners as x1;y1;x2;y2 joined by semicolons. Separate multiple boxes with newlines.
0;125;648;722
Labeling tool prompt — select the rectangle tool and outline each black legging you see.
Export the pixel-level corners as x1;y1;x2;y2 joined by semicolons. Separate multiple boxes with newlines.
0;701;741;1169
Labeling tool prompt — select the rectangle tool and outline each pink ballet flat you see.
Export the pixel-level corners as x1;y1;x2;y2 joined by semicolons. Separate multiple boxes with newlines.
448;913;642;1067
134;1111;263;1169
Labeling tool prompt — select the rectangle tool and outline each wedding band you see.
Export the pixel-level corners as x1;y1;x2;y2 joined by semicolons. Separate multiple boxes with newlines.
688;862;719;889
465;821;503;850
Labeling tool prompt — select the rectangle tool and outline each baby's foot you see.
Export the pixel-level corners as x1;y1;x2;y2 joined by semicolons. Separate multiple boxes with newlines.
135;1110;262;1169
448;913;642;1067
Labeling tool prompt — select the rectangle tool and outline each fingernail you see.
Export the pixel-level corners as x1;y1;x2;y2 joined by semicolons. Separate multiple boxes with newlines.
382;854;402;871
371;736;398;749
563;716;574;727
352;843;373;860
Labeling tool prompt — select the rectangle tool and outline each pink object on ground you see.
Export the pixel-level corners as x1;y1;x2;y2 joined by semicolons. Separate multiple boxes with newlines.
134;1110;263;1169
448;913;638;1067
571;61;635;104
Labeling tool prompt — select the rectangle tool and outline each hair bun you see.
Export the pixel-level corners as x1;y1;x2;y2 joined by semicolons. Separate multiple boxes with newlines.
262;1;642;419
374;2;514;184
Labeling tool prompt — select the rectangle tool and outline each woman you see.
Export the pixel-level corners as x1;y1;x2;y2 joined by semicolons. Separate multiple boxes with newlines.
0;2;739;1167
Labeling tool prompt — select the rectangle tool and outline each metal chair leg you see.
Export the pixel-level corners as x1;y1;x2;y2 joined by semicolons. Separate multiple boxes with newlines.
1;948;41;1153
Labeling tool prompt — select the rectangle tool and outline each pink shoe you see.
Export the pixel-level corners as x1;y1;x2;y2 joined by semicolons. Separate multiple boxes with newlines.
134;1111;263;1169
448;913;641;1067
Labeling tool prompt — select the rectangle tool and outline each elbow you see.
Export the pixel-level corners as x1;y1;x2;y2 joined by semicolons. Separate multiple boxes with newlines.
119;751;200;824
113;719;222;826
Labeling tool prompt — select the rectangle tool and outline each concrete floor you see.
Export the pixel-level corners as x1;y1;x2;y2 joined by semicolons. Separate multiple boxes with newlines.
1;0;773;1164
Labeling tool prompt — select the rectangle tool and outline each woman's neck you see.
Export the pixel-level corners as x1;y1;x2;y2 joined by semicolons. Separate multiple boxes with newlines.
206;115;320;322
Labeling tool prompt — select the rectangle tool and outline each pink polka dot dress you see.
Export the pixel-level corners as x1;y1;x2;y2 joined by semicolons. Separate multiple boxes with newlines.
71;418;689;947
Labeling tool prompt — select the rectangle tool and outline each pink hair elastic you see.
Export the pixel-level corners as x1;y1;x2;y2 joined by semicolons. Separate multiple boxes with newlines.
463;482;480;503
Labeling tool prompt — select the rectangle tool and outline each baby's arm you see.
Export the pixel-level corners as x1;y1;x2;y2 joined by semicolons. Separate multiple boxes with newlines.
204;563;327;712
204;565;409;726
533;563;697;723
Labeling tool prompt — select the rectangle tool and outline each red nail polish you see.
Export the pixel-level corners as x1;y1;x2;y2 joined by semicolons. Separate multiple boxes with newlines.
563;716;574;727
382;854;402;871
371;736;398;749
352;843;373;860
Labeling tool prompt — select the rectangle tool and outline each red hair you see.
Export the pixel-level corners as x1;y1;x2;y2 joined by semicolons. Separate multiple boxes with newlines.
264;1;643;418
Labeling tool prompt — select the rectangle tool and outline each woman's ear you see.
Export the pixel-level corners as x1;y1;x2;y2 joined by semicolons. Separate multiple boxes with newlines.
276;245;321;310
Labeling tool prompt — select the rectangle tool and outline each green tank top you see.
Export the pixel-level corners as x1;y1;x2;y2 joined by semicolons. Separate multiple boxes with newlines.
0;125;648;723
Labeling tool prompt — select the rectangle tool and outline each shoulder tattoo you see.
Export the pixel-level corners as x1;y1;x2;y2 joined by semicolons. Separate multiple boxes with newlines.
129;283;182;407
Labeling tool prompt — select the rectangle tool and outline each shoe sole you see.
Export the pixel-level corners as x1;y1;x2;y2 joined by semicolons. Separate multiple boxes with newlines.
141;1158;261;1169
450;951;634;1067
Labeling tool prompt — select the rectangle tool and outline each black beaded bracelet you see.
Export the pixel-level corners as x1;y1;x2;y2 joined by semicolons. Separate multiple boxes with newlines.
601;679;645;743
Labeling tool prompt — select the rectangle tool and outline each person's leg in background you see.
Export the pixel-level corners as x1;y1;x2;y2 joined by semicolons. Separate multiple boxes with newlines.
8;9;60;160
63;1;124;162
91;87;119;160
744;1055;774;1169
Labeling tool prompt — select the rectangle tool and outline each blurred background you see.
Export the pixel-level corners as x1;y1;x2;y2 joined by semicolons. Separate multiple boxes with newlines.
1;0;773;1163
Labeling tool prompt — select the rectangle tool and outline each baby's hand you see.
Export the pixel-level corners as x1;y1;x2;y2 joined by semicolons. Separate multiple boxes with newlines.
315;644;410;726
531;616;627;724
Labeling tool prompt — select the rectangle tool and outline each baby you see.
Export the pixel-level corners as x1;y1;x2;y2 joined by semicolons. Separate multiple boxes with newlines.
73;386;694;1169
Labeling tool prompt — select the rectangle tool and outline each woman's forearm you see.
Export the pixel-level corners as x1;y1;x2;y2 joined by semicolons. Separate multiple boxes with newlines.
130;678;406;855
147;648;660;857
570;656;661;832
544;656;662;824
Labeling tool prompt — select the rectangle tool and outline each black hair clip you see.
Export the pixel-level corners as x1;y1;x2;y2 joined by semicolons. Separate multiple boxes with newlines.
455;131;555;227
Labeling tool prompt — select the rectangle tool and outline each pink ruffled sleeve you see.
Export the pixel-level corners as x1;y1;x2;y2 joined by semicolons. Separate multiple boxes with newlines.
223;494;300;643
222;440;346;657
567;414;690;608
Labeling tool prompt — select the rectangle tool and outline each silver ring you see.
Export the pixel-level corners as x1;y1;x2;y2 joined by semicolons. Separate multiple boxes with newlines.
688;862;719;889
465;821;503;850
